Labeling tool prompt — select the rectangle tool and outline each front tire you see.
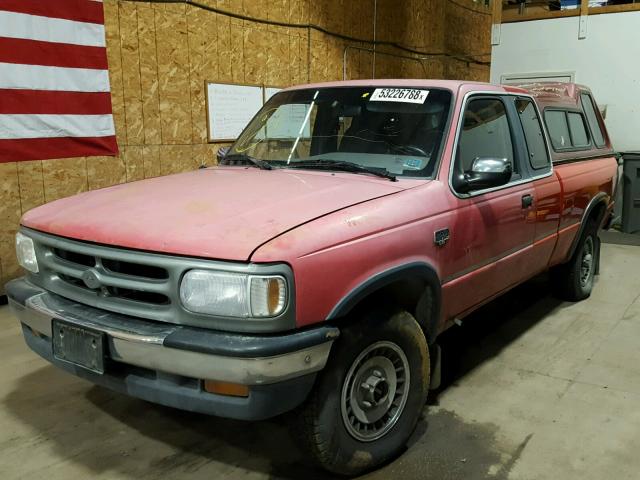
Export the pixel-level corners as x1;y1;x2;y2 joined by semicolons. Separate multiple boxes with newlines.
293;310;430;476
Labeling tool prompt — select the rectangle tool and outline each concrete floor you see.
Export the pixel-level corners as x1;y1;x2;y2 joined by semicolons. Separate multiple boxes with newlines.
1;243;640;480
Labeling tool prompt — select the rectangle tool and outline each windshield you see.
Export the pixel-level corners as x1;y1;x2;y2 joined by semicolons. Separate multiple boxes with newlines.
226;86;452;178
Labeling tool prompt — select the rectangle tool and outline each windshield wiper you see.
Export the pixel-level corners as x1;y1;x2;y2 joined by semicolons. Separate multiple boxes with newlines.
223;153;273;170
284;159;397;182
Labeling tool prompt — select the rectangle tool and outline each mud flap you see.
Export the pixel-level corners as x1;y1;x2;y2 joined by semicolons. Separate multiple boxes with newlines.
429;343;441;390
595;234;601;275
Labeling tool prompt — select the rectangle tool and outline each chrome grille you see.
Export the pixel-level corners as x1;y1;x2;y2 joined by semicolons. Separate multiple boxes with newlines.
51;247;170;305
24;229;189;325
39;238;173;311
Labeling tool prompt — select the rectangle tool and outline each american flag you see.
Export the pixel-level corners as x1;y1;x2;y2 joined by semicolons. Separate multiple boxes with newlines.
0;0;118;163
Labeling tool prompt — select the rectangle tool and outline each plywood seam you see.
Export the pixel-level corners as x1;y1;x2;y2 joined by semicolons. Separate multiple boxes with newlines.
241;7;246;84
84;157;89;192
184;4;196;146
13;162;23;216
40;160;46;206
306;25;310;82
134;3;146;151
152;4;163;149
115;1;129;148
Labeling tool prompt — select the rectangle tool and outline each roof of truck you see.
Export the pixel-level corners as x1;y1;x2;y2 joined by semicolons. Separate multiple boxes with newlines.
512;82;614;157
509;82;591;109
282;80;613;158
283;79;525;94
282;79;587;107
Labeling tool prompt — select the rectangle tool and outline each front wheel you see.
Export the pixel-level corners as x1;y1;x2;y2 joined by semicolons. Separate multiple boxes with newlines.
292;310;430;476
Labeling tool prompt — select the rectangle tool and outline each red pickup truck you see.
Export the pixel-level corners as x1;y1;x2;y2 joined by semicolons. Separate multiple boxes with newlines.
7;80;617;475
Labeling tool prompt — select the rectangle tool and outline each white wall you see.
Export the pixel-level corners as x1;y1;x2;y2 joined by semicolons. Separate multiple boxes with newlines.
491;12;640;152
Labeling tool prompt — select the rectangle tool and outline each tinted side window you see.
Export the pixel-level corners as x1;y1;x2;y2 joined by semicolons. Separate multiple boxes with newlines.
545;110;571;150
581;93;606;147
457;98;514;174
515;99;550;170
567;112;590;147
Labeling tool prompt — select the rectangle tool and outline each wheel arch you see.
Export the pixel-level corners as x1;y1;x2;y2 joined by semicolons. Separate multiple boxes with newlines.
326;262;442;345
567;191;609;260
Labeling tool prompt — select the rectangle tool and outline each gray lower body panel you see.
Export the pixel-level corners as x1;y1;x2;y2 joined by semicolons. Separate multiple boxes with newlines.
6;278;336;420
21;324;316;420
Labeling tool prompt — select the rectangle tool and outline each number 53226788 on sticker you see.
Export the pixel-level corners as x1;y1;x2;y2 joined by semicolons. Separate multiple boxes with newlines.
369;88;429;104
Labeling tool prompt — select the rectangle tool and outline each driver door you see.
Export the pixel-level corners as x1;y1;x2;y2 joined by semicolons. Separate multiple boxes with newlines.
441;95;537;320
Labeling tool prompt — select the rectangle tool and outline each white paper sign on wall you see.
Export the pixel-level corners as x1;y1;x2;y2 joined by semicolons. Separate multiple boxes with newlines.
206;82;264;142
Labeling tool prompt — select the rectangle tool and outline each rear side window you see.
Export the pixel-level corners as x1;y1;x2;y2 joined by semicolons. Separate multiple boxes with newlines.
515;99;550;170
544;110;591;151
545;110;571;149
567;112;589;147
581;93;606;147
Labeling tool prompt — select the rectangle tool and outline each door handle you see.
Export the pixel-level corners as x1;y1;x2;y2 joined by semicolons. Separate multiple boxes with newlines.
522;194;534;209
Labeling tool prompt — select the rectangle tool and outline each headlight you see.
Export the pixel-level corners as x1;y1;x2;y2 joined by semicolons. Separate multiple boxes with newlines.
15;232;39;273
180;269;287;318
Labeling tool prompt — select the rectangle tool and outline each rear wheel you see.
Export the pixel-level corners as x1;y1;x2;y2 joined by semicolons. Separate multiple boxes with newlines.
552;221;598;301
292;310;430;476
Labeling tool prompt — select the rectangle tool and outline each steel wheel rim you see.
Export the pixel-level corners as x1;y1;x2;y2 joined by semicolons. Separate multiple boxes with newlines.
580;236;594;287
341;341;410;442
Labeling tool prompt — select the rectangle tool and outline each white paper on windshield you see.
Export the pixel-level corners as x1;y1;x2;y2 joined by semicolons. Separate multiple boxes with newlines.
369;88;429;104
265;104;311;138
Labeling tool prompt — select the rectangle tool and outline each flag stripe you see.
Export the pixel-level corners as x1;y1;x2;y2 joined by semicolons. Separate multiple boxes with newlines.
0;62;110;92
0;114;115;140
0;0;105;25
0;11;105;47
0;37;108;70
0;90;113;115
0;0;118;162
0;136;118;163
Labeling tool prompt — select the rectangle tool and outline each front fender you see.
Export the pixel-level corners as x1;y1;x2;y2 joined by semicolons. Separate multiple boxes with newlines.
250;182;450;334
326;262;442;343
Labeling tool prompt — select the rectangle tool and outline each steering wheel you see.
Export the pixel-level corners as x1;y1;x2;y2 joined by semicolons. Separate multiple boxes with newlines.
388;143;428;157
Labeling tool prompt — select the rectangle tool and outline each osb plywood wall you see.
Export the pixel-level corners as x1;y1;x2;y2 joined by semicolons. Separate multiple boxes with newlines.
0;0;492;291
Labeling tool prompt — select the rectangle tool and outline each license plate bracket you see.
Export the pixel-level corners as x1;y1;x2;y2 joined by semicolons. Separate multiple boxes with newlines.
52;320;106;374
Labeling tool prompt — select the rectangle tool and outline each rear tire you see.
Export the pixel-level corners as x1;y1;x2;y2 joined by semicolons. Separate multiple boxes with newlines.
292;309;430;476
552;221;598;301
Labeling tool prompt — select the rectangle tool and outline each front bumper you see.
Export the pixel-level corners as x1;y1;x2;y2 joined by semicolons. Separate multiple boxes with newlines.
6;278;338;420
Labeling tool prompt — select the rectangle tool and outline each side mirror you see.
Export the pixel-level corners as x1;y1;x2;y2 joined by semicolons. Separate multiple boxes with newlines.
457;157;512;194
216;146;230;163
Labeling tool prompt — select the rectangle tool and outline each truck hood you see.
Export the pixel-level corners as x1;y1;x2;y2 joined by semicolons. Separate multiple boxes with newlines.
22;167;415;261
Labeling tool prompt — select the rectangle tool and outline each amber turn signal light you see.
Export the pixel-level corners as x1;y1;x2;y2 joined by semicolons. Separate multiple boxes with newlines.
203;380;250;397
267;277;282;314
